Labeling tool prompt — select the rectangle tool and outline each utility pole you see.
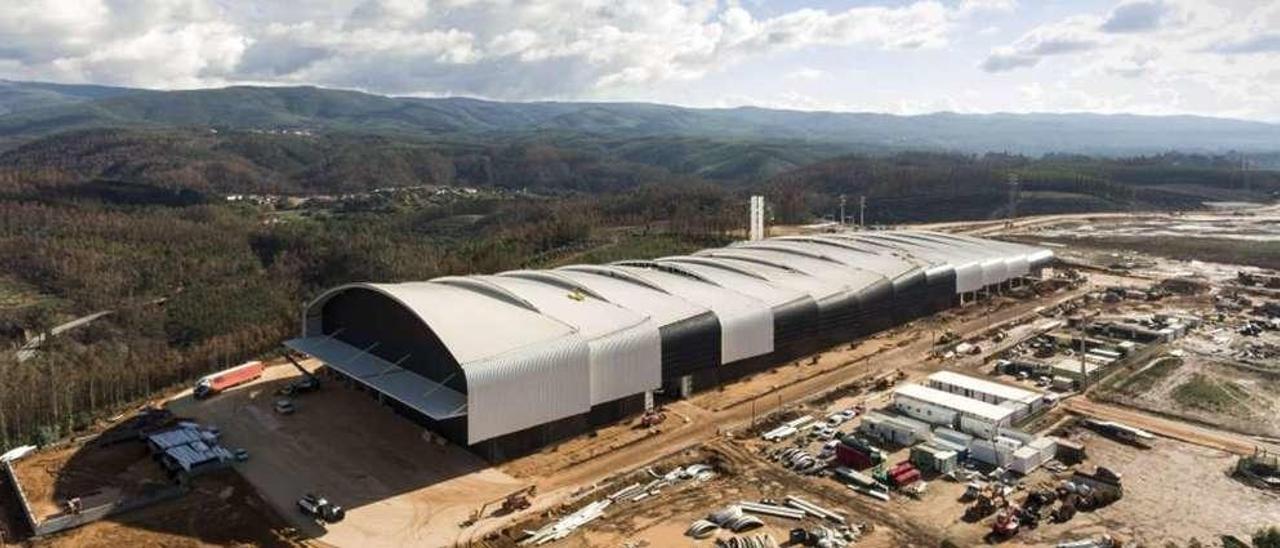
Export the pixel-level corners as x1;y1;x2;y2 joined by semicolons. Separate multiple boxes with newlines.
1242;154;1250;193
839;195;847;225
859;195;866;228
1007;173;1020;226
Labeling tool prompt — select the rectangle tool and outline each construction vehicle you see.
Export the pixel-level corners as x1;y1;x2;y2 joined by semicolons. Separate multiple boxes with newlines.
991;507;1021;537
279;353;322;396
872;370;906;391
640;408;667;428
964;492;997;521
298;493;345;524
463;486;537;526
936;330;960;345
194;361;264;399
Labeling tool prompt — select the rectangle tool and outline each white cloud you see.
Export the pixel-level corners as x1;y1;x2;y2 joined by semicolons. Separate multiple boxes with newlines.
785;68;827;81
0;0;978;99
979;0;1280;120
981;16;1102;72
1099;0;1177;34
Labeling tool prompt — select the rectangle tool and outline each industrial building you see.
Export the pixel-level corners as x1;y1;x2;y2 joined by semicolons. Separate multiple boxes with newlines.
285;231;1052;460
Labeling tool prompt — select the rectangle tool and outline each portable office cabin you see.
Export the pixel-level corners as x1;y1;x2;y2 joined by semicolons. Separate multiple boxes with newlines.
858;411;932;446
893;383;1016;439
926;371;1045;420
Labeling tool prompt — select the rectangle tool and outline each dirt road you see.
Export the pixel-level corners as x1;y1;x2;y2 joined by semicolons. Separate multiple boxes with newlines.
1063;397;1278;456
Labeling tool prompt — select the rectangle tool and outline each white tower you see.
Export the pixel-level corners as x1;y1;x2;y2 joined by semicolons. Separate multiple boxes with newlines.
749;195;765;241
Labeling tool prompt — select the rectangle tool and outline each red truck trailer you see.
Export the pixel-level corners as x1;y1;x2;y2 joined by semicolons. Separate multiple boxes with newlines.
194;361;264;399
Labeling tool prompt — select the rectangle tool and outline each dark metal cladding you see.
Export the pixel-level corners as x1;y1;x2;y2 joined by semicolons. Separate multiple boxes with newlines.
924;266;959;312
890;269;932;322
658;311;722;379
771;296;823;361
854;278;897;336
718;296;823;387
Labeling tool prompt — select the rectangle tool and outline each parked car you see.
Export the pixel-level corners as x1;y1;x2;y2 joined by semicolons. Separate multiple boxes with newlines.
274;399;296;415
234;448;250;462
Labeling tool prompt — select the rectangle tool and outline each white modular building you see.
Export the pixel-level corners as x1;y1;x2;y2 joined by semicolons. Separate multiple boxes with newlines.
926;371;1045;421
893;383;1017;439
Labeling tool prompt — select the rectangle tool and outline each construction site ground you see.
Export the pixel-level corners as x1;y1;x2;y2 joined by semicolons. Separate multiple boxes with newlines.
167;364;527;548
27;469;297;548
8;440;169;524
0;420;295;548
10;207;1280;547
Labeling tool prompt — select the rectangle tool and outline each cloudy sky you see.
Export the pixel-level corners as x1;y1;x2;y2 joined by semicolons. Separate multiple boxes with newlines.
2;0;1278;120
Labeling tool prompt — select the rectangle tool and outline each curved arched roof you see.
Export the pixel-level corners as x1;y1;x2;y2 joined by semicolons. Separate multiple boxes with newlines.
291;230;1053;445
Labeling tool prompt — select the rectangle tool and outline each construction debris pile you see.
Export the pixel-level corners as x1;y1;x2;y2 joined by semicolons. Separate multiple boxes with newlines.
521;463;716;545
1234;449;1280;490
715;533;779;548
686;496;866;546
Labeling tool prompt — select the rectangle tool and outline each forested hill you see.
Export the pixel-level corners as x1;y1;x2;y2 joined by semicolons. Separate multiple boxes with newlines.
2;81;1279;155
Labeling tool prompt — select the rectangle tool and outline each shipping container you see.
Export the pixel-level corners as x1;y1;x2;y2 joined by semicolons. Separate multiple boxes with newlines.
891;468;921;486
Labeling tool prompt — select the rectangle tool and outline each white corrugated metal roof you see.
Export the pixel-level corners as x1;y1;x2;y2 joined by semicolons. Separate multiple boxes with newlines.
461;275;661;406
928;370;1043;405
894;383;1015;422
361;282;575;364
645;258;808;308
609;264;774;363
550;266;708;326
698;246;884;293
776;237;922;280
677;255;847;302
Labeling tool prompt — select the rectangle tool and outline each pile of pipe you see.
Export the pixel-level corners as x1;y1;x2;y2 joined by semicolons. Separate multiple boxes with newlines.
608;463;715;504
686;505;767;539
716;534;779;548
519;499;611;545
770;448;826;474
783;496;846;525
737;500;805;520
791;525;862;548
709;506;766;532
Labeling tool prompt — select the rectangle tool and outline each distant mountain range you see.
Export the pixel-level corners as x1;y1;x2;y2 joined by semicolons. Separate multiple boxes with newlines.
2;80;1278;156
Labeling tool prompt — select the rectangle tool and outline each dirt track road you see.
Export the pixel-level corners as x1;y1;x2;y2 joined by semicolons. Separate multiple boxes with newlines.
1063;397;1278;456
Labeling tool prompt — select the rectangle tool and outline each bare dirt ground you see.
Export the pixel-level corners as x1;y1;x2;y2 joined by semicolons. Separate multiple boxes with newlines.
168;364;526;548
9;441;169;523
1064;397;1275;456
1042;434;1279;545
501;441;935;548
29;470;298;548
0;414;296;548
